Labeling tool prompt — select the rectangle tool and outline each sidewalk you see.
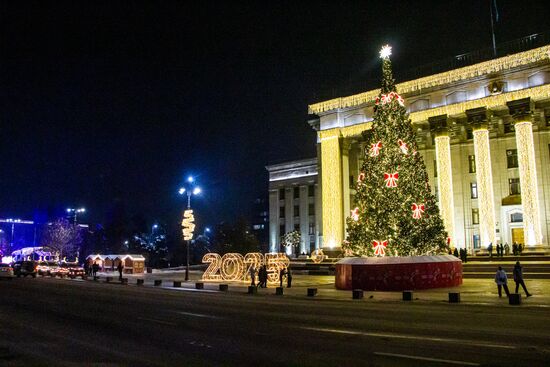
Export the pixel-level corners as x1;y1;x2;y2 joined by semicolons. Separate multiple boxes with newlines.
93;270;550;306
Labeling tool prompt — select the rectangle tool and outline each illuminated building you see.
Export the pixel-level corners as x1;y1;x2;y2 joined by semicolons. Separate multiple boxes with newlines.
266;158;321;254
306;44;550;253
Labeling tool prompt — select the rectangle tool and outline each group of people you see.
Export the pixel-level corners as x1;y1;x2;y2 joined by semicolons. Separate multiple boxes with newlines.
248;265;292;288
494;261;532;298
83;262;101;277
450;247;468;262
488;242;524;257
83;261;123;280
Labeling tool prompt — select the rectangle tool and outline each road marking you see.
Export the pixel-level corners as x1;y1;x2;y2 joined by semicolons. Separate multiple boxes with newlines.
176;311;222;319
137;317;176;326
162;287;217;293
300;327;515;350
374;352;480;366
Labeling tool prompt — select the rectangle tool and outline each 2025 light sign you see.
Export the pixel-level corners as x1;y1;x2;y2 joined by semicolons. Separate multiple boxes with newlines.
202;252;289;284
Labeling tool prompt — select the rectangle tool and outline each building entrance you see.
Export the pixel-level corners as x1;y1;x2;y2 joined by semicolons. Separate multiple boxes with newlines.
511;228;524;245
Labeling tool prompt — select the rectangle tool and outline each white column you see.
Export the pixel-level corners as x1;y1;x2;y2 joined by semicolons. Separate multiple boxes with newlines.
473;128;497;248
434;134;456;247
514;120;543;246
268;190;279;252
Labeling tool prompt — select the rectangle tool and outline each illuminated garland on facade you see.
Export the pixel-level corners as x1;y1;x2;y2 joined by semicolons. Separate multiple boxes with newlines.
514;121;543;246
434;135;455;246
320;134;343;248
473;129;497;248
309;46;550;114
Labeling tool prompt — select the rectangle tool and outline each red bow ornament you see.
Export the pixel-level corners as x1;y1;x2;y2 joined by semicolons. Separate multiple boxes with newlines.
384;172;399;188
372;240;388;257
411;203;425;219
398;139;409;155
369;141;382;157
350;207;360;221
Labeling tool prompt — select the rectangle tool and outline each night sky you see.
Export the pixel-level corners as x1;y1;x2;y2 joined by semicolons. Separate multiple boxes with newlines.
1;1;548;229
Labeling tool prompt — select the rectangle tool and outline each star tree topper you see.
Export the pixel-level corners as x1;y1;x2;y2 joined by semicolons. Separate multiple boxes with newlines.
379;44;392;59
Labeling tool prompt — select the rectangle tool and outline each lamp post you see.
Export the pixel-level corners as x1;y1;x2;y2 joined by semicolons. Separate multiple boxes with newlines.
67;207;86;225
179;176;201;281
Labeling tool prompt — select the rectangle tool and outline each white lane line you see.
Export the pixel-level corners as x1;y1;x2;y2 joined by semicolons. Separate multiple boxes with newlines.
374;352;480;366
162;286;217;293
300;327;516;350
176;311;222;320
137;317;176;326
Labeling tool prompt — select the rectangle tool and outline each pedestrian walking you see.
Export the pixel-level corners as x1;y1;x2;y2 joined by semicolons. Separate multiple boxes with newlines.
249;265;257;286
494;266;510;298
488;243;493;258
518;243;524;255
513;261;532;297
258;265;267;288
463;248;468;263
286;267;292;288
504;242;510;256
117;261;124;281
92;262;99;277
512;242;518;256
279;268;286;288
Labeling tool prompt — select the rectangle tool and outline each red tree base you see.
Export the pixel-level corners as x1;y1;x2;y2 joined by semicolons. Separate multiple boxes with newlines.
335;255;462;291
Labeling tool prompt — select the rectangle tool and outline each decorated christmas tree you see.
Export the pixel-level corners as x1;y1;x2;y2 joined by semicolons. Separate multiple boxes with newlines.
344;45;448;257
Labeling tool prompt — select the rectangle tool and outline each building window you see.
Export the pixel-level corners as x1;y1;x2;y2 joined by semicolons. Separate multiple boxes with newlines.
279;188;285;200
473;234;480;249
509;178;521;195
433;160;437;177
279;225;285;236
294;223;300;231
507;149;518;168
466;128;473;140
308;203;315;215
308;185;314;197
434;185;439;201
470;183;478;199
279;206;285;218
468;155;476;173
309;223;315;235
472;209;479;224
293;205;299;217
510;213;523;223
253;224;265;230
293;187;300;199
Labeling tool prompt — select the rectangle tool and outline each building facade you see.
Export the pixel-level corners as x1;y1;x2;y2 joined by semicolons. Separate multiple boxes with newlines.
307;45;550;253
266;158;321;254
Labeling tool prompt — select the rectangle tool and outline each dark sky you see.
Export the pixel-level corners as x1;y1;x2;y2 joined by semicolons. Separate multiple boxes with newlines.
1;1;548;228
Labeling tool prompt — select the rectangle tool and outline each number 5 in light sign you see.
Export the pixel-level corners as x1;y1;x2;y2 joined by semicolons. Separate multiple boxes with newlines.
182;209;195;240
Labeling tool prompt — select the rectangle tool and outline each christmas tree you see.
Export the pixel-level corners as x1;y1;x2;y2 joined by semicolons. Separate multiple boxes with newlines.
344;45;448;257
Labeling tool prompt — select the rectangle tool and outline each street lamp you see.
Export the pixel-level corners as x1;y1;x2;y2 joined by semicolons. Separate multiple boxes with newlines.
179;177;202;281
67;207;86;224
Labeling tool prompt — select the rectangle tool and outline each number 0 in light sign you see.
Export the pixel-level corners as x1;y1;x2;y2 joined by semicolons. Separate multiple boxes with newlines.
201;252;289;283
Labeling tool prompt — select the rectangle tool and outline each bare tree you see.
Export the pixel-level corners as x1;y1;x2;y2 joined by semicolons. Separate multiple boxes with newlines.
41;218;82;259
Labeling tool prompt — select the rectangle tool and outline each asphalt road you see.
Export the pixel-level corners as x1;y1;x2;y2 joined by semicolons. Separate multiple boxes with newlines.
1;277;549;367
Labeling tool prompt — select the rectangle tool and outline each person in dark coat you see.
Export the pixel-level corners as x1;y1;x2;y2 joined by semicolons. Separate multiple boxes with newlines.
512;242;518;256
286;267;292;288
117;261;124;281
494;266;510;298
279;268;286;288
453;248;459;258
92;262;99;277
513;261;532;297
488;243;493;258
258;265;267;288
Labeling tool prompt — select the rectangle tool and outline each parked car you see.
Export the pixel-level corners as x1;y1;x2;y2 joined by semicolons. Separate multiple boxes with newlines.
13;261;38;278
0;263;15;279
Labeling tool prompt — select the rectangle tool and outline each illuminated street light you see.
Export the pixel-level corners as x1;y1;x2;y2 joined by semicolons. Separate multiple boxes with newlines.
178;177;202;281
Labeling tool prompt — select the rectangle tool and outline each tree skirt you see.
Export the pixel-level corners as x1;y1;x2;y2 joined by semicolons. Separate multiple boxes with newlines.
335;255;462;291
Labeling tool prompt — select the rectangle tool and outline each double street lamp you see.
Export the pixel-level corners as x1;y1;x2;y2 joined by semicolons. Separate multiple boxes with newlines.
67;207;86;225
179;176;201;281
